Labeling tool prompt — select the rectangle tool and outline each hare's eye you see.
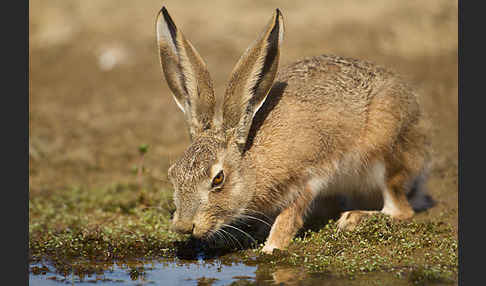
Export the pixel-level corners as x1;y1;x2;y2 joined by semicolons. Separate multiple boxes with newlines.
211;171;224;188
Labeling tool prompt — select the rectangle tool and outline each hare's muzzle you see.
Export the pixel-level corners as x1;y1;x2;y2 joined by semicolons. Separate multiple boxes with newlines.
170;220;194;235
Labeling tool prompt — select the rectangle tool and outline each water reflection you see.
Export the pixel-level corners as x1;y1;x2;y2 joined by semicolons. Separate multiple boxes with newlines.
30;255;411;286
271;267;309;285
30;257;259;286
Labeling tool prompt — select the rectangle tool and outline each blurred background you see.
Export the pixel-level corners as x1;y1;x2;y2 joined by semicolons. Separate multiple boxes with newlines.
29;0;458;216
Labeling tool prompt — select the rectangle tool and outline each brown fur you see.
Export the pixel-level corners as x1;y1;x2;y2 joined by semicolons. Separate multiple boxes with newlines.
156;7;431;253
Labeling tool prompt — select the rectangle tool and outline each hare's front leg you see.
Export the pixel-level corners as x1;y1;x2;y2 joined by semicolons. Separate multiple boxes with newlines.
262;189;314;254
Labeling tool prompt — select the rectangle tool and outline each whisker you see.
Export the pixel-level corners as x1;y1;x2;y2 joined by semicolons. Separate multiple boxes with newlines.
230;215;252;228
222;224;257;246
241;208;273;222
220;228;242;249
238;214;272;228
213;229;230;249
205;230;215;248
219;229;233;249
212;230;227;248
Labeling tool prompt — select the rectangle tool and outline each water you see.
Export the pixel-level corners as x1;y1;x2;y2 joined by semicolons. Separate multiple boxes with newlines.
30;256;418;286
30;251;417;286
30;258;260;286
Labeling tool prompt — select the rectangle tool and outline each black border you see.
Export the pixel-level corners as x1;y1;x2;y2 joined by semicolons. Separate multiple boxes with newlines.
459;0;476;285
24;0;29;284
6;0;28;284
21;0;29;284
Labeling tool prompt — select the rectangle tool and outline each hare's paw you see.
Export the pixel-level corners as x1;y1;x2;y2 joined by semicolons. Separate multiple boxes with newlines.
337;210;379;231
262;243;278;254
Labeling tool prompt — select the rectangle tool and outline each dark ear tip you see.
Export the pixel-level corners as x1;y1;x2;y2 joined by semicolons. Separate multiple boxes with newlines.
159;6;167;15
275;8;282;17
161;6;169;18
159;6;177;33
160;6;172;21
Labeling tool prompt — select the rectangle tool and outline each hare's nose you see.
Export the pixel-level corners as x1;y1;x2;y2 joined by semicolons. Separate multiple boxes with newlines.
171;220;194;234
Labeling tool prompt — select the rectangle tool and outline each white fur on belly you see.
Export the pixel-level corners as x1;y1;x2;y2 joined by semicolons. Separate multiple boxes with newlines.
307;159;396;201
307;176;330;197
308;159;386;195
306;158;402;214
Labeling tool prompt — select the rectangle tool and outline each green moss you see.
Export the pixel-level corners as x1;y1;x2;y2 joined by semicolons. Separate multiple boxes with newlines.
29;183;187;275
246;214;457;283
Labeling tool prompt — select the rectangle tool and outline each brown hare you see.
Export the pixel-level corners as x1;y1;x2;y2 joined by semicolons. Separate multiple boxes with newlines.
156;7;433;254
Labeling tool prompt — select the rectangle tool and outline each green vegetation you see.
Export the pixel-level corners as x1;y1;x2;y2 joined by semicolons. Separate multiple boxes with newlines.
247;214;458;284
29;184;457;283
138;144;150;155
29;183;187;275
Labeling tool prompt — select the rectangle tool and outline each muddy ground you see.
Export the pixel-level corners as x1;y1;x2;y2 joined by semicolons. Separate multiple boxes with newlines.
29;0;458;283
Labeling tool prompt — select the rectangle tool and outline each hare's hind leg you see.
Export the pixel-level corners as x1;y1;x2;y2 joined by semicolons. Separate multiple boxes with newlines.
337;159;415;231
336;82;428;231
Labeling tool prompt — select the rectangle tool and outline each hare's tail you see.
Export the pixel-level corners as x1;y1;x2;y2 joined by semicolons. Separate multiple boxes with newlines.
407;169;435;212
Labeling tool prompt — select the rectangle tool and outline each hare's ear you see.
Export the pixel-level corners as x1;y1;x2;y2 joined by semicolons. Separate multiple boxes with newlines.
223;9;284;151
156;7;217;140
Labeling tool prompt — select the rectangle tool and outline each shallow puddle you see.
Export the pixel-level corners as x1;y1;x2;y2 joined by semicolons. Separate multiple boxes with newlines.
29;255;417;286
30;258;258;285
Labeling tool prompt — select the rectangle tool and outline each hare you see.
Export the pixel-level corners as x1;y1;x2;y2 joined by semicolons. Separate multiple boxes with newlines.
156;7;433;254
